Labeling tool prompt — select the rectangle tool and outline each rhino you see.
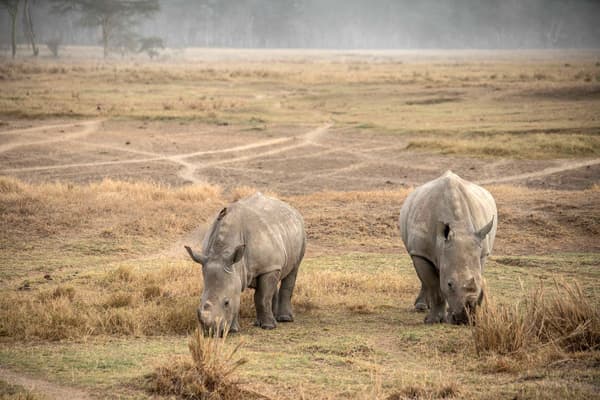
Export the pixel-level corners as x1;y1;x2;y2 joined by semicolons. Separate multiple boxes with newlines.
399;171;497;324
185;192;306;335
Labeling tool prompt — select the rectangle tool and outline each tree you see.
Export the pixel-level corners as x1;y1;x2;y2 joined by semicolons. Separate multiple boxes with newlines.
50;0;159;58
22;0;38;56
1;0;20;58
138;36;163;59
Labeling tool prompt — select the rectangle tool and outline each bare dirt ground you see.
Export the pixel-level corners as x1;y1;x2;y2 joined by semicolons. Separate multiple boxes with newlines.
1;119;597;194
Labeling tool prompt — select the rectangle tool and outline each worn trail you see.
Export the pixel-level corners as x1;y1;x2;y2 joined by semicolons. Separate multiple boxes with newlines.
0;367;92;400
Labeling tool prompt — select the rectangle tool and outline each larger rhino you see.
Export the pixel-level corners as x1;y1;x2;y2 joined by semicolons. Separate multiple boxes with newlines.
399;171;497;324
185;192;306;334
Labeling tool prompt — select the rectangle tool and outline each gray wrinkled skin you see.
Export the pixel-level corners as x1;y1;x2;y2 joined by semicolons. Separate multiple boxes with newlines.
185;193;306;335
399;171;497;325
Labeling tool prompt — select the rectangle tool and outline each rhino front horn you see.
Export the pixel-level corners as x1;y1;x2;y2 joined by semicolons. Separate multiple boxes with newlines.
184;245;207;266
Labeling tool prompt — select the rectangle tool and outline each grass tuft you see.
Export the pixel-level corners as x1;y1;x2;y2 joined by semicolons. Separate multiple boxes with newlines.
146;327;251;400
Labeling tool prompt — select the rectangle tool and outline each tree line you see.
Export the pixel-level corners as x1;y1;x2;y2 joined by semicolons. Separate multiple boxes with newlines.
1;0;599;59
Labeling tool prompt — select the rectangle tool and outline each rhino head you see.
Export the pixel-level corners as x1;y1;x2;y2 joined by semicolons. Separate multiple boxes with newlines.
437;217;494;325
184;244;245;336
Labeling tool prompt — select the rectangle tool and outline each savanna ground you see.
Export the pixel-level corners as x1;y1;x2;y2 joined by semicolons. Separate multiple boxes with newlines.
0;48;599;399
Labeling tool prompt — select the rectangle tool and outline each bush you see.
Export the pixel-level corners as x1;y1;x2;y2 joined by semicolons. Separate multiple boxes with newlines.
146;328;252;399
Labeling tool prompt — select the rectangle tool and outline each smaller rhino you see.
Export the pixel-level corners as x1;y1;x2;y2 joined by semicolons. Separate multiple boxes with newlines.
399;171;497;324
185;193;306;335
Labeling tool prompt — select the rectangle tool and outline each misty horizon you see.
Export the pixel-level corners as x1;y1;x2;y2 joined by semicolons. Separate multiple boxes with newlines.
1;0;600;54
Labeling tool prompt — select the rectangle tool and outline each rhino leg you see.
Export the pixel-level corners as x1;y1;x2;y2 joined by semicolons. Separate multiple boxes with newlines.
254;270;280;330
276;263;299;323
411;256;446;324
414;285;428;312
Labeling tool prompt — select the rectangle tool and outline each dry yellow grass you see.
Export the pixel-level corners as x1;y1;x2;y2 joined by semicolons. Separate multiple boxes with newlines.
146;328;253;400
472;280;600;357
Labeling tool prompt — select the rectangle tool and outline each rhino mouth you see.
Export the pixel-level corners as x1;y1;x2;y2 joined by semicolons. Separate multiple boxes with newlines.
449;311;470;325
449;301;478;325
199;318;230;338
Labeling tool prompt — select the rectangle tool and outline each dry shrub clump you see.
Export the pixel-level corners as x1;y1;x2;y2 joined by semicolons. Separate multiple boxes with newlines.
472;280;600;357
147;328;252;400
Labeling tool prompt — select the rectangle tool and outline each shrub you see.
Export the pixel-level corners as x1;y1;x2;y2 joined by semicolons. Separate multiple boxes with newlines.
146;327;251;399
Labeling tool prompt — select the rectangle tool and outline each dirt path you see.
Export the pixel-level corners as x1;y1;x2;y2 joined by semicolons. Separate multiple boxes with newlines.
478;158;600;185
0;119;596;190
0;120;103;154
0;367;92;400
0;122;333;185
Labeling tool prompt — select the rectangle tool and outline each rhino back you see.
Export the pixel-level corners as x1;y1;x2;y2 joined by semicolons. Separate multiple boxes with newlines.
239;193;306;278
399;171;497;265
203;193;305;284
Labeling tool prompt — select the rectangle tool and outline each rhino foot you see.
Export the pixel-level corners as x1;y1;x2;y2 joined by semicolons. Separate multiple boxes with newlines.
414;302;428;312
276;315;294;323
424;314;445;324
254;319;277;329
260;321;276;330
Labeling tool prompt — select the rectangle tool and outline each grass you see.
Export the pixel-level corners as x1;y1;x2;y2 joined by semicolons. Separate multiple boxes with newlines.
473;280;600;356
1;49;599;159
405;133;600;159
0;49;599;397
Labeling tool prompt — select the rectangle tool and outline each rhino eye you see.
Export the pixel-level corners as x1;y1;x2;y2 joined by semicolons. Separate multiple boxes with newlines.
223;299;230;307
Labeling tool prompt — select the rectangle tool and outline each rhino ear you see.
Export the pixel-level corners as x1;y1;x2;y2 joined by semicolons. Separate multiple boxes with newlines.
476;217;494;240
184;245;207;266
438;221;452;241
231;244;245;265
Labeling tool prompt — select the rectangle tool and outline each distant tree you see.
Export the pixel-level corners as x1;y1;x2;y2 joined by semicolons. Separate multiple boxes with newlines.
1;0;20;58
22;0;38;56
50;0;160;58
45;36;62;57
138;36;163;59
112;24;138;57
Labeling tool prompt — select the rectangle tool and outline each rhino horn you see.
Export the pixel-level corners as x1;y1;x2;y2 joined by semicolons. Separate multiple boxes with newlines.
184;245;207;266
464;276;477;291
476;216;494;240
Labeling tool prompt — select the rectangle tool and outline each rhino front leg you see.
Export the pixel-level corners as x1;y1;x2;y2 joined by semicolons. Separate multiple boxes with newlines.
277;263;299;323
254;270;280;330
414;284;428;312
411;256;446;324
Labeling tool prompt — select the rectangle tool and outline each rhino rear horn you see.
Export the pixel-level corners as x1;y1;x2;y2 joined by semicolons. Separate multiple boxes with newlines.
476;217;494;240
184;245;207;266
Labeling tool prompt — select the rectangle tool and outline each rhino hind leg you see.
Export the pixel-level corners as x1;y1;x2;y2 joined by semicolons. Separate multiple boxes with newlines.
411;256;446;324
254;270;280;330
276;263;300;323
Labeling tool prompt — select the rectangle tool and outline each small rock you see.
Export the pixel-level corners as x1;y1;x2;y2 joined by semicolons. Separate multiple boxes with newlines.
44;274;52;280
385;180;393;185
125;141;130;145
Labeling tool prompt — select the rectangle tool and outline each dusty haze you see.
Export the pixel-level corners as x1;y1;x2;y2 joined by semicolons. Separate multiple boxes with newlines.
1;0;600;51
